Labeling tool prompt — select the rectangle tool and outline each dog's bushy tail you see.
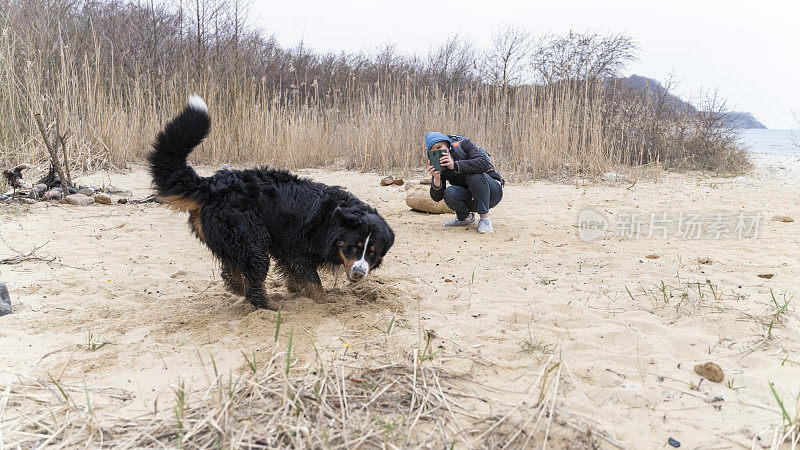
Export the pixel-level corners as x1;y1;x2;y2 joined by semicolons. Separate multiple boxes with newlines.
148;95;210;198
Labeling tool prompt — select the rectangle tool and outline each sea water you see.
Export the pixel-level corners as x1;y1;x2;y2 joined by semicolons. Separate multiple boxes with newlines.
738;129;799;157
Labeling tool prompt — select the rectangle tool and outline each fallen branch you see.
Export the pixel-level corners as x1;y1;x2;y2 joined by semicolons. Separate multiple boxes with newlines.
33;114;70;195
0;240;54;265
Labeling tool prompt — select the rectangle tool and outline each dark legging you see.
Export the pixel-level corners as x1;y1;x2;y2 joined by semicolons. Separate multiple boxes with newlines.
443;173;503;220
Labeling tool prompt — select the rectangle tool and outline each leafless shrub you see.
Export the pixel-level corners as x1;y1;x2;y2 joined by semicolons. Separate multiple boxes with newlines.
602;76;749;172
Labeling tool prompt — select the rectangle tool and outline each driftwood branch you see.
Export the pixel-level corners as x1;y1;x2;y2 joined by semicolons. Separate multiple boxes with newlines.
33;113;70;195
0;240;54;265
56;116;72;186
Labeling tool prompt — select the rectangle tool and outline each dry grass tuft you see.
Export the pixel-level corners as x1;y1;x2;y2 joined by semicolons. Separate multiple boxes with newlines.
1;344;614;448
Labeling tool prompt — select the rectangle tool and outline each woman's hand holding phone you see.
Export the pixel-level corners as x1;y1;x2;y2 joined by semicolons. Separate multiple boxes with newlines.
440;150;454;170
427;165;441;187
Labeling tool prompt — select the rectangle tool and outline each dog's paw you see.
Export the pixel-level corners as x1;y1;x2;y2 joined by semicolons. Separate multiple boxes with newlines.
305;284;334;304
264;299;282;311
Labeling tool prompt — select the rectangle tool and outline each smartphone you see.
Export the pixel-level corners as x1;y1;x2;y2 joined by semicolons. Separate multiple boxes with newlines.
427;148;445;171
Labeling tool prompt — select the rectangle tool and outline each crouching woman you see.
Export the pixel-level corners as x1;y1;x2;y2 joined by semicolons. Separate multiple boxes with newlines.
426;132;504;234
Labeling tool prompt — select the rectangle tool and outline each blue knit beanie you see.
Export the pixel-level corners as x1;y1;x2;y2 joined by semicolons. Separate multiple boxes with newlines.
425;132;451;151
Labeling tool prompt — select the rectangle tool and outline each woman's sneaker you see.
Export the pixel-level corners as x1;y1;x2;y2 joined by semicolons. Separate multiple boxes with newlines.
477;217;494;233
444;213;475;227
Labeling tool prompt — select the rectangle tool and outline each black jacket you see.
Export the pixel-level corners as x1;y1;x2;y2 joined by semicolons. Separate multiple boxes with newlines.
430;138;504;202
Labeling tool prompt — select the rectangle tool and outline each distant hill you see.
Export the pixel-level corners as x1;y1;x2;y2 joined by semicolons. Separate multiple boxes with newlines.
728;112;767;129
606;74;697;113
608;75;767;129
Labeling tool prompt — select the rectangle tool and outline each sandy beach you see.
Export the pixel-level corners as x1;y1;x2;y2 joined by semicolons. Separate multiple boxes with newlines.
1;156;799;448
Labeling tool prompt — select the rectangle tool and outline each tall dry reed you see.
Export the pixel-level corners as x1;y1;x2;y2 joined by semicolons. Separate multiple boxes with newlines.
0;38;633;181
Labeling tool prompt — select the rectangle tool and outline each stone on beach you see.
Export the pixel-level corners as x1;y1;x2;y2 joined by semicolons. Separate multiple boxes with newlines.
0;282;11;316
94;193;112;204
106;186;133;197
694;362;724;383
770;215;794;223
43;188;63;200
405;185;453;214
63;194;95;206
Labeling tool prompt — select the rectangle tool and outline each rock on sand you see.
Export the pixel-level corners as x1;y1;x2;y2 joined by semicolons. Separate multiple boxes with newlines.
694;362;724;382
0;282;11;316
94;193;112;204
770;215;794;223
63;194;95;206
405;185;453;214
43;188;63;200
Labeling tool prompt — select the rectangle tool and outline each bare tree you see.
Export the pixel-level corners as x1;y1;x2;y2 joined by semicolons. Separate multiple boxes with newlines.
530;31;638;84
426;34;478;92
482;25;532;98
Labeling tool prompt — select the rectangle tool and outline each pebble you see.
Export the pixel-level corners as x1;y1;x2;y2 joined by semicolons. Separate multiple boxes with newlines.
694;362;724;383
668;437;680;447
77;187;95;196
757;273;774;279
0;282;11;316
94;193;112;204
603;172;624;182
43;188;63;200
28;184;47;199
698;257;712;265
771;215;794;223
106;186;133;197
380;175;395;186
63;193;95;206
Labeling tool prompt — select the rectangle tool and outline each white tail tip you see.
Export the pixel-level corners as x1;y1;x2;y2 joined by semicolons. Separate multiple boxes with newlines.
187;95;208;113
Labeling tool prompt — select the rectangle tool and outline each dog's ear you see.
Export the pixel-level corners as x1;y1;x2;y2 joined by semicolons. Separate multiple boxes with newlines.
333;206;363;226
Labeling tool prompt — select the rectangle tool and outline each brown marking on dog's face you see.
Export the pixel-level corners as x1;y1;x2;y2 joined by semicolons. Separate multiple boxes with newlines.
370;245;375;252
357;242;363;248
338;248;356;274
160;194;202;213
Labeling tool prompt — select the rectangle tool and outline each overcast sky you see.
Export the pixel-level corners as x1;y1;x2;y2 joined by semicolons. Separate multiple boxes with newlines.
251;0;799;128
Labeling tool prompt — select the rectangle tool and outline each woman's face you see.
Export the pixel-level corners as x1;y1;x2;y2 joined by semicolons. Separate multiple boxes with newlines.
430;141;449;151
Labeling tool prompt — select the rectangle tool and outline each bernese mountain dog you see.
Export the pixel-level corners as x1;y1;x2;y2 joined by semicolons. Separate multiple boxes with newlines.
148;96;394;310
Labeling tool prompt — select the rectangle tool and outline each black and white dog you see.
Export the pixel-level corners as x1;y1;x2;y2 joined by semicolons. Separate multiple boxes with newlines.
149;96;394;310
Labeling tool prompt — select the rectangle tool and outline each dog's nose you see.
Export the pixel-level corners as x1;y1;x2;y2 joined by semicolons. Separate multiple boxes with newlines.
350;267;366;281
